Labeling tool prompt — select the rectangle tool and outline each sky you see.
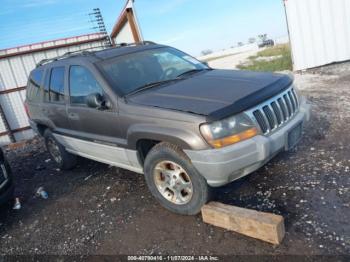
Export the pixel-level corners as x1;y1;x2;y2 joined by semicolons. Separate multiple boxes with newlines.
0;0;288;56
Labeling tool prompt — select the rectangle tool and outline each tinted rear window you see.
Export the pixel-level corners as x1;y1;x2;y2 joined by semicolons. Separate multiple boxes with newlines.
49;67;65;103
27;70;43;102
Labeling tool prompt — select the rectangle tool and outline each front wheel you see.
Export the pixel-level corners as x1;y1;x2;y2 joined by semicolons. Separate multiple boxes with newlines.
144;143;209;215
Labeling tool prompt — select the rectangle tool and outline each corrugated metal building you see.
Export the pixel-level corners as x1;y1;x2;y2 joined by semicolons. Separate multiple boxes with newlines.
0;0;142;146
0;33;107;145
284;0;350;71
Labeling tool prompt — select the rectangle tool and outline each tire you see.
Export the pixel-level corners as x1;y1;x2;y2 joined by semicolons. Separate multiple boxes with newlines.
44;129;77;170
0;155;14;206
144;142;209;215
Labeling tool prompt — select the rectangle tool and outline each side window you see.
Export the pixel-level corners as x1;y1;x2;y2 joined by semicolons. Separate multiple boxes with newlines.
27;70;43;102
49;67;65;103
43;69;50;102
69;66;103;105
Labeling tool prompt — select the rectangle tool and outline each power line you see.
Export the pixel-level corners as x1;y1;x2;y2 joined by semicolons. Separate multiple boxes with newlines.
0;25;91;36
0;15;90;32
0;11;88;28
0;8;112;50
0;27;97;48
0;26;94;42
88;8;112;48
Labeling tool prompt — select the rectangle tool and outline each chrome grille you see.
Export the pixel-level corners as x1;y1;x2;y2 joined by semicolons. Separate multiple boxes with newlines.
247;87;299;135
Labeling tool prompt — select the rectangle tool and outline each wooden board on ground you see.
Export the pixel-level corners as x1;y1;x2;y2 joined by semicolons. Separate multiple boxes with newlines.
201;202;285;245
6;140;27;150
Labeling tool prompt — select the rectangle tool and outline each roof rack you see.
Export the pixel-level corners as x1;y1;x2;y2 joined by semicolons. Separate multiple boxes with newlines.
115;41;156;47
36;46;105;67
36;41;157;67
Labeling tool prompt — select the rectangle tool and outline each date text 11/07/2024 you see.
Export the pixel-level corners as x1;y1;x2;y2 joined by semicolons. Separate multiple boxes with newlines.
127;255;220;261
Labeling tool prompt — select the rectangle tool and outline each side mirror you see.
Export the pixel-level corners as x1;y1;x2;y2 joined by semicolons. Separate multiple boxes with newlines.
86;93;105;109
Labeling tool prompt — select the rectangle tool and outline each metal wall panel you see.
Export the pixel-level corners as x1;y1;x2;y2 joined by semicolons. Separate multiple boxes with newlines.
14;129;34;142
284;0;350;71
0;33;106;145
0;135;12;145
0;112;9;133
0;91;27;129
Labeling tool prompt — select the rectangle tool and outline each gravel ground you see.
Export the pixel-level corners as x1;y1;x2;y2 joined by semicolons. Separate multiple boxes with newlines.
0;65;349;257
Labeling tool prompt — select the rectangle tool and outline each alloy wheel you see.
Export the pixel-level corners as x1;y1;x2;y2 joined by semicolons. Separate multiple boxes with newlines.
153;161;193;205
47;138;62;164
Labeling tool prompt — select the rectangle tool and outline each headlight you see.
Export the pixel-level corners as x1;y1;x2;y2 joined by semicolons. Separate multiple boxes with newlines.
200;113;259;149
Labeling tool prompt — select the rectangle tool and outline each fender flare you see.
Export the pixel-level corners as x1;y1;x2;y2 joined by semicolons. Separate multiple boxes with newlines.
127;124;207;150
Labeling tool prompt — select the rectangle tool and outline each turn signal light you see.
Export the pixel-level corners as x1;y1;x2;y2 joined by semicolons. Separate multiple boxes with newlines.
208;127;258;149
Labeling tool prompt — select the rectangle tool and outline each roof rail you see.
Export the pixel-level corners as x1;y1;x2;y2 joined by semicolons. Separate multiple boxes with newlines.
36;41;157;67
36;45;106;67
115;41;157;47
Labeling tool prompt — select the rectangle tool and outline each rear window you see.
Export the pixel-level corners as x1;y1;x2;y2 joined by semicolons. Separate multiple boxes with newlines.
43;67;66;103
49;67;65;103
26;70;43;102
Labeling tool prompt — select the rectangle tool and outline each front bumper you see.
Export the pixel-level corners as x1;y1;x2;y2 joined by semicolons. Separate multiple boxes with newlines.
185;98;311;187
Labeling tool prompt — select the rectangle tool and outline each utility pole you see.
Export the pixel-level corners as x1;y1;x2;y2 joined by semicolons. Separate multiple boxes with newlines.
89;8;112;48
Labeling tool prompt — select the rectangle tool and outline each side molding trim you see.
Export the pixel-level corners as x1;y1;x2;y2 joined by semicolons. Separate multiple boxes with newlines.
53;134;143;174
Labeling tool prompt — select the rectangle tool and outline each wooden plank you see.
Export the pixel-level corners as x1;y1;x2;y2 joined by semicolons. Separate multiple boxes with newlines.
0;126;31;138
0;86;26;95
126;10;141;43
7;140;27;150
201;202;285;245
12;126;31;133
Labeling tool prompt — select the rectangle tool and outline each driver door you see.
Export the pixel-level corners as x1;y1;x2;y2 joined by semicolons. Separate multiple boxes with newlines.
66;65;122;145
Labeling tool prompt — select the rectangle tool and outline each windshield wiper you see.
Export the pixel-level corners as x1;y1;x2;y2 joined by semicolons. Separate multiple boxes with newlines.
125;69;212;98
176;68;211;78
125;79;182;97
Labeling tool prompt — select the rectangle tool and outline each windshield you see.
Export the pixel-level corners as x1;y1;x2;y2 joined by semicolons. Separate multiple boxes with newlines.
99;47;209;96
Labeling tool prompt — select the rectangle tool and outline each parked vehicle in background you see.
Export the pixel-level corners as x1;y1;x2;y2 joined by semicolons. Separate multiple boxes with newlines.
25;42;310;215
0;148;14;206
258;39;275;48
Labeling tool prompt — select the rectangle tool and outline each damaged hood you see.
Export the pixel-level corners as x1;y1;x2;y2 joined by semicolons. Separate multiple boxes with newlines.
127;69;293;121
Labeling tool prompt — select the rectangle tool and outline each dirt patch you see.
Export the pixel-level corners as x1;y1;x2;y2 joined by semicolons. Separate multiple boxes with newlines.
0;69;349;255
208;49;260;70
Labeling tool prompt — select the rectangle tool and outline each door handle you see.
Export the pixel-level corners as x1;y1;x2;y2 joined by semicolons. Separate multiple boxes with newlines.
68;113;80;121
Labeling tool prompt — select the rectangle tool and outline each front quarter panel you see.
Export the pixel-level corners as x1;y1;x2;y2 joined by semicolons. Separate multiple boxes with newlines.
119;101;209;150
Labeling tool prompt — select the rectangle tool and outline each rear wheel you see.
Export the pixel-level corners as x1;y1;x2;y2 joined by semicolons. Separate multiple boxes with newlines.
144;143;209;215
44;129;77;170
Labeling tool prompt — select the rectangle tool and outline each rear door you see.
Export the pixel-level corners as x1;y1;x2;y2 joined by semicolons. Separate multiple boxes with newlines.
40;66;70;133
